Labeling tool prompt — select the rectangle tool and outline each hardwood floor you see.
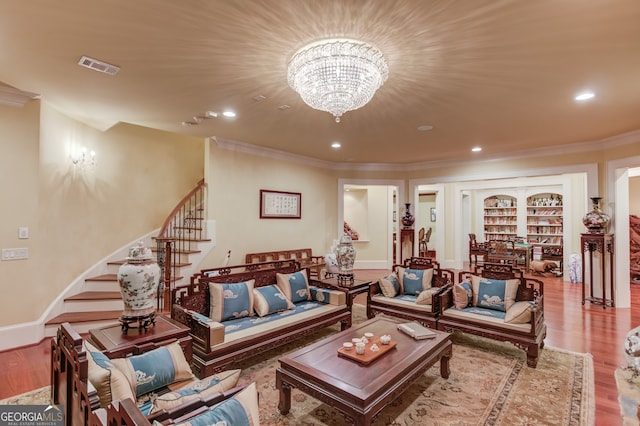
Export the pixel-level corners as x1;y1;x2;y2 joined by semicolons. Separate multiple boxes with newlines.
0;269;636;425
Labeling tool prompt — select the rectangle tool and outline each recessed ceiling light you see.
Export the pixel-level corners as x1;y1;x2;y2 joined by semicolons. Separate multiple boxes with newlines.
417;125;433;131
279;105;290;110
205;111;218;118
331;142;341;149
575;92;595;101
471;146;482;152
222;111;236;118
253;95;267;102
181;121;196;126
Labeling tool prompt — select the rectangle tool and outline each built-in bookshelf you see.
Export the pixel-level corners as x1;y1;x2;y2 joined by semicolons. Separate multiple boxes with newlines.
526;193;563;247
484;195;518;241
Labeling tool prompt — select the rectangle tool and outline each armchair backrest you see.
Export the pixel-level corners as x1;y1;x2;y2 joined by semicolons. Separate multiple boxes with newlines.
399;257;453;288
469;233;487;251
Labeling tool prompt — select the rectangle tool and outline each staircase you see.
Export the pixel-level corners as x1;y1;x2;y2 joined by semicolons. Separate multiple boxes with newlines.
44;179;211;335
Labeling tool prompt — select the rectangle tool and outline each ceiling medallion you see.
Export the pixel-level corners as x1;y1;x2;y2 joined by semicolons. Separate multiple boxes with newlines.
287;39;388;123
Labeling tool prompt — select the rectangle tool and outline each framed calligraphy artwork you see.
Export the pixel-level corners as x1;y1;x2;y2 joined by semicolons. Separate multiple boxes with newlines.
260;190;302;219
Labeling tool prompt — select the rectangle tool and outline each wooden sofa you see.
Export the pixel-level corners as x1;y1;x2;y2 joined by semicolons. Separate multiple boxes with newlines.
367;257;454;329
171;259;352;378
245;248;324;277
437;263;546;367
51;322;249;426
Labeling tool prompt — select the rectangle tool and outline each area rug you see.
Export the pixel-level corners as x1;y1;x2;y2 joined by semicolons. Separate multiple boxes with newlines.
0;305;594;426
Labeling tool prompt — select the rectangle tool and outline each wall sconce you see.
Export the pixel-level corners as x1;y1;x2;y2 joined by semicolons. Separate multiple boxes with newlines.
70;147;96;170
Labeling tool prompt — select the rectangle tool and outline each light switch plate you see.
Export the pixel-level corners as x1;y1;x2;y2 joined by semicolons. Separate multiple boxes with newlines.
19;227;29;239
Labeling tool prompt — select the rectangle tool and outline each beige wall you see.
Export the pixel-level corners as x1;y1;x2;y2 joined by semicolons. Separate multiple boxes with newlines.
0;101;40;324
0;101;204;326
203;140;339;267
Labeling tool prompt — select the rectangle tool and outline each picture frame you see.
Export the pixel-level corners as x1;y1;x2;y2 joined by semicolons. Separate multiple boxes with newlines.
430;207;436;222
260;189;301;219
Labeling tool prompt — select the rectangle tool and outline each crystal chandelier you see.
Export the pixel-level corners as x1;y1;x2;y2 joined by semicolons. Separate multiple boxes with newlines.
287;39;388;122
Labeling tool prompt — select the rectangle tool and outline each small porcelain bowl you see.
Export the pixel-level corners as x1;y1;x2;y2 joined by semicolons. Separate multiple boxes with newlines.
343;342;353;351
352;338;362;344
380;334;392;345
364;332;374;339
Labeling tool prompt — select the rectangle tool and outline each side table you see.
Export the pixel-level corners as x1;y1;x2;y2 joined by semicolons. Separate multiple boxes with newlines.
89;314;192;361
318;277;372;307
581;233;615;308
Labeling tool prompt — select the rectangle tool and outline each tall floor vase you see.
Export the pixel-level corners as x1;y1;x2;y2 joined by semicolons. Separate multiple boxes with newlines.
335;234;356;285
117;241;160;333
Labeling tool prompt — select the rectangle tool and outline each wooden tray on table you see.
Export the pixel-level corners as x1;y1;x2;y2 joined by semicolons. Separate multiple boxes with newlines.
337;337;397;365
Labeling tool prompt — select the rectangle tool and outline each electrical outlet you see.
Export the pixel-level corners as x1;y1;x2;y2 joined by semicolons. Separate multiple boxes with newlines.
2;248;28;261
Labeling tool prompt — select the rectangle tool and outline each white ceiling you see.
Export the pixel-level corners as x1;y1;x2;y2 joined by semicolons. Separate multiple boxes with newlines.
1;0;639;165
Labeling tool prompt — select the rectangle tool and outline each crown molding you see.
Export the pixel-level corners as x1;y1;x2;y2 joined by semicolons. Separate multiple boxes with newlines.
214;129;640;172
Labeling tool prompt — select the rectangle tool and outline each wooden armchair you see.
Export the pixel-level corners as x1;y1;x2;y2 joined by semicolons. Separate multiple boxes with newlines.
469;233;488;265
486;240;518;266
438;263;546;367
367;257;454;329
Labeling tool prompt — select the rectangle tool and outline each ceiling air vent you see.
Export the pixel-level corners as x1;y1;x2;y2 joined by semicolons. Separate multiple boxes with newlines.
78;55;120;75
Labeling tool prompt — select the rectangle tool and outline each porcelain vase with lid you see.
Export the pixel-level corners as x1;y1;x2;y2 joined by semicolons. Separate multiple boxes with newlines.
582;197;610;234
117;241;160;317
335;234;356;282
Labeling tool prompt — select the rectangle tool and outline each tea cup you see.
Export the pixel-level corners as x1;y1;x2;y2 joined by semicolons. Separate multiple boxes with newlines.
355;342;366;354
343;342;353;351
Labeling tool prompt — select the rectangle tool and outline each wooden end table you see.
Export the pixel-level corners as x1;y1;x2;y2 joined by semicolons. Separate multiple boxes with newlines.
88;314;192;361
318;276;372;306
276;317;452;425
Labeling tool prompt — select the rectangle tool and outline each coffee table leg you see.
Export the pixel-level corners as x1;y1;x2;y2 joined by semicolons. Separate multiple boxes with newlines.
440;348;452;379
276;369;291;414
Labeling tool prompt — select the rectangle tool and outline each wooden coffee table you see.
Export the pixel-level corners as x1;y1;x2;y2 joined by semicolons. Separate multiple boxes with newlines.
276;317;452;425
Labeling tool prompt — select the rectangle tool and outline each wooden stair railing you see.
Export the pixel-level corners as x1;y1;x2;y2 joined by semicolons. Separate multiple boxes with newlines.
155;179;207;311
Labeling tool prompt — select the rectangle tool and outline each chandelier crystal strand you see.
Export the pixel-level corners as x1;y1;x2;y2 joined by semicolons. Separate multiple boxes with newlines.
287;39;388;122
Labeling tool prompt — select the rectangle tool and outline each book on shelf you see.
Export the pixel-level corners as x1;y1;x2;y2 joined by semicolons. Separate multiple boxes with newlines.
397;322;437;340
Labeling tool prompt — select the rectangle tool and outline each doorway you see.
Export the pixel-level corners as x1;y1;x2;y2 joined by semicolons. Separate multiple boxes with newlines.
338;179;404;270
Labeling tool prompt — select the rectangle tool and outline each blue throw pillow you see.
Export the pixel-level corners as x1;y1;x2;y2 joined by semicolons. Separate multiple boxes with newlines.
470;276;520;312
276;270;310;303
209;280;255;322
399;267;433;296
111;342;194;397
253;285;294;316
174;382;259;426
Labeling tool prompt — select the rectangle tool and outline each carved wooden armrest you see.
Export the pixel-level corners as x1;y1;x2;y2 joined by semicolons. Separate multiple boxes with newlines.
175;308;224;352
438;287;454;313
